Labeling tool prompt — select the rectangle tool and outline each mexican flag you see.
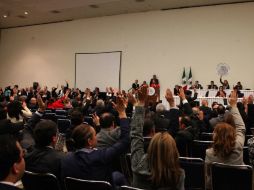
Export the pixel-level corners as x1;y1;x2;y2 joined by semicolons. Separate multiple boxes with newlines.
182;68;186;84
188;67;192;84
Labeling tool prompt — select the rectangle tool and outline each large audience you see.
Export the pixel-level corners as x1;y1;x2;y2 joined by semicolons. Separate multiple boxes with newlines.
0;77;254;190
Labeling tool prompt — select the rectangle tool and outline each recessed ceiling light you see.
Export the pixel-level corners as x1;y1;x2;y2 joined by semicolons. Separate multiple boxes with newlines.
24;11;28;15
3;14;8;18
89;4;99;8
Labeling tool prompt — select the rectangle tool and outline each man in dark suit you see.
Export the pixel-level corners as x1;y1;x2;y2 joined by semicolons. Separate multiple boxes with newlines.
0;134;25;190
149;74;159;86
193;80;203;89
25;120;65;179
132;79;139;90
207;81;218;89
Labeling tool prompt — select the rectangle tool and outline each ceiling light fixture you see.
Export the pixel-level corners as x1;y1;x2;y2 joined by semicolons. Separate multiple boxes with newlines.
3;14;8;18
24;11;28;15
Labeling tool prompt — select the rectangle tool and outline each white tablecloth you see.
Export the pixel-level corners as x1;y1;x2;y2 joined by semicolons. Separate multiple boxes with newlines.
189;89;254;98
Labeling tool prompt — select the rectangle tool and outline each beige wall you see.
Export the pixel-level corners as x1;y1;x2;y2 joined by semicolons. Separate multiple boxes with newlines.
0;2;254;95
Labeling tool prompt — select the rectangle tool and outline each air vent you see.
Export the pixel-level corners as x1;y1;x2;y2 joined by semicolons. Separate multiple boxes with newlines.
17;15;26;19
89;4;99;8
51;10;61;14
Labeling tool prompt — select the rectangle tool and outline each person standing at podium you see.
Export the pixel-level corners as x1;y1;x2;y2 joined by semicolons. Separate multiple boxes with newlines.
150;78;160;102
149;75;159;86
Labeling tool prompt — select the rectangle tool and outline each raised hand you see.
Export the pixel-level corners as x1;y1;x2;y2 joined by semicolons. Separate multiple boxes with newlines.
37;93;46;112
179;87;186;100
137;86;148;106
92;113;100;126
165;88;175;107
242;97;247;106
229;91;237;107
248;95;254;104
112;96;127;118
65;88;71;97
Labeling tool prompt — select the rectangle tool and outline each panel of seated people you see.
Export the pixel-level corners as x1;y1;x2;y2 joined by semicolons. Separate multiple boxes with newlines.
189;89;254;97
173;96;243;107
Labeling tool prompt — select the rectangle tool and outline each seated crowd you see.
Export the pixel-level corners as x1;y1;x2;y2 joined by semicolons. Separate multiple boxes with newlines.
0;80;254;190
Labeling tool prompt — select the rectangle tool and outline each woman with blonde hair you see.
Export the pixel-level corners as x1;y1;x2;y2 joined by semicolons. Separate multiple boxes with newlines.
205;91;245;189
147;132;183;188
130;87;184;190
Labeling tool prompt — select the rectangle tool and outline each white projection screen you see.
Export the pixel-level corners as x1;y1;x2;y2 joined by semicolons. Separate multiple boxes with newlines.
75;51;122;91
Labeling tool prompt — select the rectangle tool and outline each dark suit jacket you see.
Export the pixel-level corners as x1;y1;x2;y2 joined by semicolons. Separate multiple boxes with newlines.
208;85;218;89
174;88;179;96
0;183;21;190
247;104;254;134
132;83;139;90
149;78;159;85
0;119;24;135
61;118;130;183
154;108;180;138
25;146;65;179
20;112;43;150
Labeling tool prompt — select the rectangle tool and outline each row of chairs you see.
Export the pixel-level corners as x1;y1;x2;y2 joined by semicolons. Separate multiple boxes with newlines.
122;153;252;190
42;113;69;122
22;170;144;190
196;132;253;144
180;157;253;190
43;115;93;133
198;132;253;146
22;160;253;190
31;108;68;115
178;138;251;165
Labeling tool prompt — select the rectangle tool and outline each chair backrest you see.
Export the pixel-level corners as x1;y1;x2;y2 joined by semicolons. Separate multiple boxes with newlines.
250;128;254;135
125;153;132;176
84;116;93;125
121;185;144;190
56;115;68;120
42;113;57;123
57;118;71;134
243;146;250;165
199;132;213;141
211;162;252;190
55;109;67;116
22;170;61;190
65;177;112;190
45;109;53;113
179;157;205;190
191;140;213;160
120;153;132;184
